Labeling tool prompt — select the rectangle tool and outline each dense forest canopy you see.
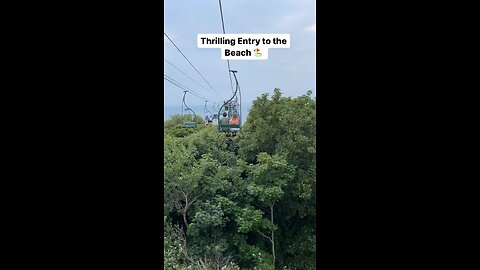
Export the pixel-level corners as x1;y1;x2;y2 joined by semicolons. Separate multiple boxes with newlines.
164;89;316;270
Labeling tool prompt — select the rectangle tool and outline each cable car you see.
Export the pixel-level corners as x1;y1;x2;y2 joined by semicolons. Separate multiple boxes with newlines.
204;101;214;125
181;91;197;128
218;70;242;135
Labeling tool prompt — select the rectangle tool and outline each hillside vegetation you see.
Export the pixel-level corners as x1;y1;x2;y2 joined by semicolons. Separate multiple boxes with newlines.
164;89;316;270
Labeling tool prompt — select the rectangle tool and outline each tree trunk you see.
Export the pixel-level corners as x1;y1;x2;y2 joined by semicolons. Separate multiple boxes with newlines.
182;210;188;229
182;191;189;229
270;203;276;268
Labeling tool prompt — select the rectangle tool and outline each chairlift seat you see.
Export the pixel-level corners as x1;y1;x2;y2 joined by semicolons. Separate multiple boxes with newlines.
182;121;197;128
220;124;240;132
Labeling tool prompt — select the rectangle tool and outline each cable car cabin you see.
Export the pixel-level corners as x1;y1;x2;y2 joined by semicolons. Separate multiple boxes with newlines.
217;69;242;136
218;112;240;135
180;91;198;129
182;121;197;128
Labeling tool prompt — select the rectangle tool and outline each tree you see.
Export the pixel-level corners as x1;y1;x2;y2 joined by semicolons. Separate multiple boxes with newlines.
164;128;244;269
164;114;204;131
163;89;316;269
238;89;316;269
246;153;293;268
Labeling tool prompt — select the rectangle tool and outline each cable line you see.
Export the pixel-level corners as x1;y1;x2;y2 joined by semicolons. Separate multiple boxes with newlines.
164;58;211;96
218;0;235;94
164;78;204;101
164;32;223;99
164;76;206;101
164;74;207;100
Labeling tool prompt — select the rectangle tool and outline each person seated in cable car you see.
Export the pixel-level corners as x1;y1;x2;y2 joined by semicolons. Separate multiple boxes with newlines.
205;115;212;125
212;114;219;125
220;112;230;126
229;112;240;125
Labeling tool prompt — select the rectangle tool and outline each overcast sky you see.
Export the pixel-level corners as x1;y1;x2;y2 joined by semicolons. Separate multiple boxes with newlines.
164;0;316;116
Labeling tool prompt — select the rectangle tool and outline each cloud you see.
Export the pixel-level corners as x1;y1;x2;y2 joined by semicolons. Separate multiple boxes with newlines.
305;24;316;33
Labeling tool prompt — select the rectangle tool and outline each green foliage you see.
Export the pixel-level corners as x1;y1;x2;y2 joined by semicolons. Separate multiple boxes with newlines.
183;126;236;165
164;89;316;269
164;114;208;138
164;217;186;269
239;89;316;168
236;206;264;233
233;238;274;270
164;114;204;130
248;153;293;204
238;89;316;269
167;125;198;138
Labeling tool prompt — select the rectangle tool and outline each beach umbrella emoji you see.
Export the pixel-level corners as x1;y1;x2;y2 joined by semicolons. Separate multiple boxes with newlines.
254;48;262;57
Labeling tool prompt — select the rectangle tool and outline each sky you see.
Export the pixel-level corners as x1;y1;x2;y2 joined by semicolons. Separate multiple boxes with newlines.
164;0;316;120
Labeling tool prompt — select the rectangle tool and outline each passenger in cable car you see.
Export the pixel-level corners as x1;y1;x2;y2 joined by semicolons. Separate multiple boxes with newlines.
205;114;212;125
229;112;240;125
220;112;230;125
212;114;219;125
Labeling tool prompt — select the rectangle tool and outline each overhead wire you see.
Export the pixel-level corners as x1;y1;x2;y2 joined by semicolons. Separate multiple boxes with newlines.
164;79;204;102
164;32;224;100
218;0;235;94
164;74;206;98
164;58;212;97
164;75;206;101
218;0;242;125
